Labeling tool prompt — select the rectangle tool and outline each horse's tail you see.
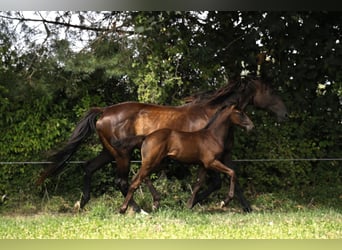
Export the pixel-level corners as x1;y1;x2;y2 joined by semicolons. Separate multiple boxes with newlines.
36;107;103;185
111;135;146;154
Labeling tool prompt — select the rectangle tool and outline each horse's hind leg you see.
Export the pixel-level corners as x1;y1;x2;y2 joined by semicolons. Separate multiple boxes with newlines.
115;155;142;212
80;150;113;208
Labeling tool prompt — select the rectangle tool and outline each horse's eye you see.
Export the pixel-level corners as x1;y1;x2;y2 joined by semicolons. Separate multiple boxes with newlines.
239;112;246;119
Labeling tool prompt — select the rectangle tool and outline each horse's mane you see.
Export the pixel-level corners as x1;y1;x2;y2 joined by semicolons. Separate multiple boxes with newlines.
183;76;260;107
203;104;231;129
183;90;215;103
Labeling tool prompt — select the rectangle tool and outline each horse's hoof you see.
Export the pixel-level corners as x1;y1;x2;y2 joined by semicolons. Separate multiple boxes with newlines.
152;201;160;211
243;206;253;213
74;201;81;212
1;194;7;203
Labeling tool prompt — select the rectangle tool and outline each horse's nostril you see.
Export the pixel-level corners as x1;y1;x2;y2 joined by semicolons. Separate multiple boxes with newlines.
278;112;289;122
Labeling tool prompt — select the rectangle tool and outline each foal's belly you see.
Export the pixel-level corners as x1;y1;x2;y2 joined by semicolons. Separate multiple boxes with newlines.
167;144;201;164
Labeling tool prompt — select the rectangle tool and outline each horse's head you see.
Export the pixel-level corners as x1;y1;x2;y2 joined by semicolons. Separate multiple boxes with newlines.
251;79;288;122
230;105;254;132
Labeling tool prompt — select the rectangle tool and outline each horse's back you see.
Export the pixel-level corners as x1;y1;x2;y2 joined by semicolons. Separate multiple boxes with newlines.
100;101;205;135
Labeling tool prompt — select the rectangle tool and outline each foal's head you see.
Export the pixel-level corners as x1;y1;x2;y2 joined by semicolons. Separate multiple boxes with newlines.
229;105;254;132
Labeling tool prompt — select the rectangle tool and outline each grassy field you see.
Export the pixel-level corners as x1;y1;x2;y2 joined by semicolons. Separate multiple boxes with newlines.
0;194;341;239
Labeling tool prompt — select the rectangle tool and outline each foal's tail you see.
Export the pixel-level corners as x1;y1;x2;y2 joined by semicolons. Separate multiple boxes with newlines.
36;107;103;185
111;135;146;154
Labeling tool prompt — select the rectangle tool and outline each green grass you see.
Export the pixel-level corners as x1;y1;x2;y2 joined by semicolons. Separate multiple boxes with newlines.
1;181;341;239
0;198;341;239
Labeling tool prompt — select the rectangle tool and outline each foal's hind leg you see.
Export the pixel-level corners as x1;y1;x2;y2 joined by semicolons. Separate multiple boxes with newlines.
115;155;142;212
145;178;161;210
187;167;207;208
119;164;153;214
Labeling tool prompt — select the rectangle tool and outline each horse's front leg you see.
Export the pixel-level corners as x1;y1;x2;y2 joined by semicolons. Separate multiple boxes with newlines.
188;170;222;208
223;158;252;212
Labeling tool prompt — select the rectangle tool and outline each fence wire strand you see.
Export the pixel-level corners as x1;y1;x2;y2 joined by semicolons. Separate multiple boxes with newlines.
0;158;341;166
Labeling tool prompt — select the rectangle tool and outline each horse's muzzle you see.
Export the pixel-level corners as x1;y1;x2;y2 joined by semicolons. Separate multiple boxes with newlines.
246;124;254;132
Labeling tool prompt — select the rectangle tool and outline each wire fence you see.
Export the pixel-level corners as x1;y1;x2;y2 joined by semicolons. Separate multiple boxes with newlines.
0;158;341;166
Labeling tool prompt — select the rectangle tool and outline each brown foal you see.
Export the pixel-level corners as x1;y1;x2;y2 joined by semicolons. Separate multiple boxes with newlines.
117;105;254;214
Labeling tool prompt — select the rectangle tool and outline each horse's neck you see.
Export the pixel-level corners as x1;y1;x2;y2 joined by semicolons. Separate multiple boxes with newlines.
239;91;254;110
239;81;257;109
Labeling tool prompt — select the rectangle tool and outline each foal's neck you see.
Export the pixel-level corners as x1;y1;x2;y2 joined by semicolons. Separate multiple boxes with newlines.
205;109;233;144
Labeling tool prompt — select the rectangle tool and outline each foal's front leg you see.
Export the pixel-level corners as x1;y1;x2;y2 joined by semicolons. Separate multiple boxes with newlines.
208;159;236;206
145;178;161;210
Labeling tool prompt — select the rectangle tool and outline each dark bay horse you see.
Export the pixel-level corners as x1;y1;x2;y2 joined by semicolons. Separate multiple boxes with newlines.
37;76;288;212
115;105;254;214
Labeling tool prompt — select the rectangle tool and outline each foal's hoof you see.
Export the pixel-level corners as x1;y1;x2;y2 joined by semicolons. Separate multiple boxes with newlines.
220;197;233;208
119;207;127;214
186;199;195;209
220;201;226;208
